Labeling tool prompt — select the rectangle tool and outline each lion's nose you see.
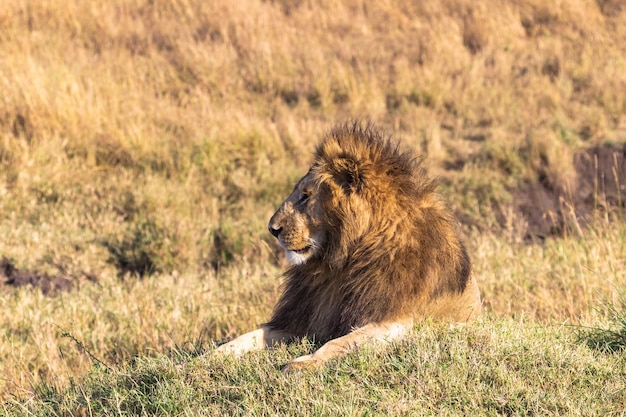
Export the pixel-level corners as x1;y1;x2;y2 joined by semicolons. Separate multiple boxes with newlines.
268;225;282;238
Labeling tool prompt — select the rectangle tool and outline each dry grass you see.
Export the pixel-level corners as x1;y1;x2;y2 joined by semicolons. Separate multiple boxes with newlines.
0;0;625;405
0;263;280;399
0;0;623;278
472;222;626;322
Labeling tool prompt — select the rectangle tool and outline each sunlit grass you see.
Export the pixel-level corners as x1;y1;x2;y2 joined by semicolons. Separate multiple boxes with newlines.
4;318;625;416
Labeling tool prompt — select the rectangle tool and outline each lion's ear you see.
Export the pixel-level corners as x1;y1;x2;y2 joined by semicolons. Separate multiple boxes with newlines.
332;157;364;195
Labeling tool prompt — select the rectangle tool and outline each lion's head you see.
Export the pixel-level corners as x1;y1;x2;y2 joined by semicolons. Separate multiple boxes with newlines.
269;122;437;268
268;169;328;265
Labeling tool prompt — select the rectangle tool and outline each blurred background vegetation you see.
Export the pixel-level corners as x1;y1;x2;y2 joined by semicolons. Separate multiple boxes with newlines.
1;0;624;277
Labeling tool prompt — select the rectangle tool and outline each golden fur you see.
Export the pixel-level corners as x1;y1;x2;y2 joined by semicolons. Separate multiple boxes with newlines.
216;122;481;370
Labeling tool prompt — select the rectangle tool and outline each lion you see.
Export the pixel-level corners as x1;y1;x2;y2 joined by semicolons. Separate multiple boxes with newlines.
216;121;481;371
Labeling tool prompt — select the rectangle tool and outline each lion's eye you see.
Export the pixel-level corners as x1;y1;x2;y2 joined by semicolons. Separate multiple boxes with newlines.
298;192;310;204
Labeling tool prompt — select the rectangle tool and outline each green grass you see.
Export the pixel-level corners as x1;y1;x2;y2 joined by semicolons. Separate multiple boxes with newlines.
578;291;626;354
3;319;625;416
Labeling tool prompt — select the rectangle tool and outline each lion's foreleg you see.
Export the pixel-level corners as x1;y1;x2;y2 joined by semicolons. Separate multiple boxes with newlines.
214;326;293;357
284;321;412;372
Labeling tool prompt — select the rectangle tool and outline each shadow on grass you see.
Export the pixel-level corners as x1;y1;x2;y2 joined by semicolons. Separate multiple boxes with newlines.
576;294;626;353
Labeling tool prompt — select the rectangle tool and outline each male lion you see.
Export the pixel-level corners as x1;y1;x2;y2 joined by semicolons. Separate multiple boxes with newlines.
216;122;481;371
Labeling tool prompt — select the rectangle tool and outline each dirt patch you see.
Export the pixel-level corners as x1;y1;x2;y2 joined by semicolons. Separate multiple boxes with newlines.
1;258;74;295
515;143;626;238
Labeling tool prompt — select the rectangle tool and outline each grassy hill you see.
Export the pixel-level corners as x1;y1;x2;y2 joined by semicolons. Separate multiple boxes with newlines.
1;0;625;414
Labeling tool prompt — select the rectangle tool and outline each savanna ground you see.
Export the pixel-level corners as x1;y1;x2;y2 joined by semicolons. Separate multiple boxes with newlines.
1;0;625;415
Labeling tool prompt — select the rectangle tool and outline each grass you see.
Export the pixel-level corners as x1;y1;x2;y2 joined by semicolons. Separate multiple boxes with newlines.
577;290;626;354
3;319;625;416
1;224;625;414
1;0;625;414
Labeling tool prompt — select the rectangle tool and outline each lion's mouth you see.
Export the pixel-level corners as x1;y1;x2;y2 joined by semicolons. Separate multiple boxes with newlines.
283;244;315;265
281;237;324;265
278;239;313;254
291;245;312;254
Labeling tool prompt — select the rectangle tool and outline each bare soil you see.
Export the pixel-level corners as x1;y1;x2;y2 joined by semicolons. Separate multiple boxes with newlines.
516;143;626;238
1;257;74;294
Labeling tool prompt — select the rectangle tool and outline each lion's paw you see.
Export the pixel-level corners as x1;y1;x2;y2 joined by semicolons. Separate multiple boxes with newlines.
213;341;246;357
281;354;323;374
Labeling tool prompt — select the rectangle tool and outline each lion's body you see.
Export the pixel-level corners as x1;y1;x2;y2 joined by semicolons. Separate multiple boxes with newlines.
216;122;481;370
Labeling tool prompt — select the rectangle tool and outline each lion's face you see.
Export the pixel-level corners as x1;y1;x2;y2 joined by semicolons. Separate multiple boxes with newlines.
268;172;328;265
